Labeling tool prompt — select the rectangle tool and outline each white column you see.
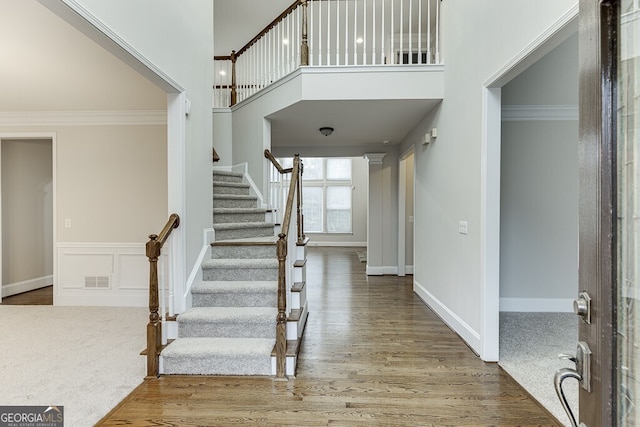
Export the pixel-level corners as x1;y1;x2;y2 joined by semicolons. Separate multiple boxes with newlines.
364;153;387;275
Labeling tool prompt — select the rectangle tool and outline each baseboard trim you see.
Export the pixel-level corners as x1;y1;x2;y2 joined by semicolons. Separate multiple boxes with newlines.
414;279;481;353
308;241;367;247
405;265;414;275
499;297;573;312
366;265;398;276
2;275;53;297
184;228;214;302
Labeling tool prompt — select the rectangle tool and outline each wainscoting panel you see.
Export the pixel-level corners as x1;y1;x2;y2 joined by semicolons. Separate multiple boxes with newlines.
56;243;148;306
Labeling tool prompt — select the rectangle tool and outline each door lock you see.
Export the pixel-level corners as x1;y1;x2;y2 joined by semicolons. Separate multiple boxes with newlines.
573;291;591;324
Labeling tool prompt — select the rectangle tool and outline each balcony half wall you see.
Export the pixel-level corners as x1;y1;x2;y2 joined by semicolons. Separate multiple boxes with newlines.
219;64;443;198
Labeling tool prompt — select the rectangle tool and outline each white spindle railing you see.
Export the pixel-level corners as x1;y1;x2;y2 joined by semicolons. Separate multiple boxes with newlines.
213;0;441;107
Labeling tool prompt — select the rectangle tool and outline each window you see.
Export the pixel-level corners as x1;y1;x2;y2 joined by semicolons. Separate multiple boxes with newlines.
277;157;353;233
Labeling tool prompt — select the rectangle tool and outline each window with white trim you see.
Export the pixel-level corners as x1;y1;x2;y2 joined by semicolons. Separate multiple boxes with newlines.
278;157;353;233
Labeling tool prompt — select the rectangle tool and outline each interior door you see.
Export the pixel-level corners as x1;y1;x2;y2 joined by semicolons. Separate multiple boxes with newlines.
556;0;640;426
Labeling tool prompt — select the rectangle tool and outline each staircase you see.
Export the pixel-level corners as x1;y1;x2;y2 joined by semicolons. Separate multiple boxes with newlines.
160;169;308;376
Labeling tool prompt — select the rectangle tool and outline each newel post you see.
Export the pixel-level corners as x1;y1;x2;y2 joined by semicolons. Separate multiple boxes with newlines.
275;234;288;379
145;234;162;378
230;50;238;106
300;0;309;66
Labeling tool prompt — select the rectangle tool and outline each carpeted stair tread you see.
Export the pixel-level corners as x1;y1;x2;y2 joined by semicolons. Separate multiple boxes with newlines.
212;181;251;189
212;170;244;178
213;208;267;214
213;194;257;200
213;222;274;230
178;306;277;323
192;280;277;295
202;258;279;270
213;236;278;245
162;337;274;376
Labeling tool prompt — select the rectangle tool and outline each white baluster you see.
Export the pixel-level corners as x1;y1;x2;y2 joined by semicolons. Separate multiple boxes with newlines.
318;0;322;65
418;0;422;64
363;0;367;65
327;0;331;65
435;0;440;63
400;0;403;64
372;0;376;64
391;0;394;64
344;0;349;65
336;0;340;65
427;0;431;64
381;0;385;63
353;0;357;64
409;0;413;63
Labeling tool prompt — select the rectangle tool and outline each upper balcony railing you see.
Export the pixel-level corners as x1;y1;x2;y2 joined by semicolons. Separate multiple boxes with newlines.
214;0;442;108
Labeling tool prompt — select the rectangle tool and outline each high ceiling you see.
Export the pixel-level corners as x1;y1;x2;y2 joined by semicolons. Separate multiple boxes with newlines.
214;0;293;56
0;0;166;112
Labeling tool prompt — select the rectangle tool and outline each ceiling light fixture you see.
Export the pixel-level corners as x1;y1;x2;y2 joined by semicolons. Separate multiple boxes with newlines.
319;127;334;136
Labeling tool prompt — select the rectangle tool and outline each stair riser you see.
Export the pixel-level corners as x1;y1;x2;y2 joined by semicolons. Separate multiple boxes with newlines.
193;292;277;307
212;173;244;184
179;321;276;339
213;198;258;209
163;355;272;376
214;212;266;224
213;186;251;196
215;227;274;241
203;267;278;282
211;245;276;259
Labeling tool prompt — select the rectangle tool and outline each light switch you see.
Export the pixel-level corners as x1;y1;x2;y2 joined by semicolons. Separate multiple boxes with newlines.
458;221;468;234
409;216;414;223
65;218;72;228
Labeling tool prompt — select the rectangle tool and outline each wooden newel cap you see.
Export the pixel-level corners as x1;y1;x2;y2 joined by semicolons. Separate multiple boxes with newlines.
148;234;158;240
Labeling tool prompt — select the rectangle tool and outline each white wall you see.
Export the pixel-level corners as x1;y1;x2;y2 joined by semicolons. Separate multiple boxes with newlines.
500;33;578;312
213;109;233;168
399;0;578;357
0;124;167;306
1;139;53;296
67;0;215;279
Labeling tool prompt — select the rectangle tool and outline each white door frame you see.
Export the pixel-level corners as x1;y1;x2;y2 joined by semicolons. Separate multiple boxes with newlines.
398;146;415;277
479;8;578;361
0;132;57;303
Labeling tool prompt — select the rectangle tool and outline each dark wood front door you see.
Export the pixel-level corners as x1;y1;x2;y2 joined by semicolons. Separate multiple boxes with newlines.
574;0;639;425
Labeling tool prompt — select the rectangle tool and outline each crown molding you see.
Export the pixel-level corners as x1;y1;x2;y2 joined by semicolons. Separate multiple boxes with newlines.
501;105;578;122
0;110;167;126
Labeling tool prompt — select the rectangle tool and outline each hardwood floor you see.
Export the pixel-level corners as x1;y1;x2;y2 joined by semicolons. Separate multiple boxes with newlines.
98;247;558;426
1;285;52;305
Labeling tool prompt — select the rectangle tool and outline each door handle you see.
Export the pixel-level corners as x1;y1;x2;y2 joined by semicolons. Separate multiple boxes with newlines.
554;342;591;427
554;368;581;427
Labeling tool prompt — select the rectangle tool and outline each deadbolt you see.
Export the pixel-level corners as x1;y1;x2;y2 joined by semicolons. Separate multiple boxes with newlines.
573;291;591;324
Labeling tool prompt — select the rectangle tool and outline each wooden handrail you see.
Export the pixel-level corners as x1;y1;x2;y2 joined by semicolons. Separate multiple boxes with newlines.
237;0;301;58
145;213;180;378
274;155;301;379
265;149;293;174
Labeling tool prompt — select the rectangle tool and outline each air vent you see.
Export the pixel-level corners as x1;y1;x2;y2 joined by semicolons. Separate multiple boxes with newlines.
84;276;110;289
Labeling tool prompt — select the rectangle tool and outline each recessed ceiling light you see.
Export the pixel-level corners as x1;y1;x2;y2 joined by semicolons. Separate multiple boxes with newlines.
219;70;226;76
382;140;390;145
283;38;289;45
356;37;364;44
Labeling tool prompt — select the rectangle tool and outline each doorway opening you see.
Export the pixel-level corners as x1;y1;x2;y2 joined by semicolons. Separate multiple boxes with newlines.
398;148;415;276
1;135;55;305
497;32;579;424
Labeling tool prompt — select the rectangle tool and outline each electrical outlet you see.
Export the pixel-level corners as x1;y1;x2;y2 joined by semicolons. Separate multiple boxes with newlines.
64;218;72;228
458;221;468;234
409;216;414;223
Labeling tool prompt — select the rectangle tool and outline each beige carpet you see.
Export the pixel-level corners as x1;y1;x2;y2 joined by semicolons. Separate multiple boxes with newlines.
0;306;147;426
499;312;578;426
